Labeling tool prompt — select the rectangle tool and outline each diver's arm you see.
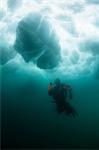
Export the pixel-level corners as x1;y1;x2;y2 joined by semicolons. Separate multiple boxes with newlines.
64;84;72;100
66;85;72;99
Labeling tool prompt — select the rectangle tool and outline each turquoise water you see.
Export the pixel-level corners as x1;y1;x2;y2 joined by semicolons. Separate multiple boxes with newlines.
1;62;99;148
1;0;99;148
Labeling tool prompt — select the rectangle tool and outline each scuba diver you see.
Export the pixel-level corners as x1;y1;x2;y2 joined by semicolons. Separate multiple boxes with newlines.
48;78;78;117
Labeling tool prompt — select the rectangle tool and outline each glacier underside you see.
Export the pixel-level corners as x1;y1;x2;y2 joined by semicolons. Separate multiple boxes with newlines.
1;0;99;148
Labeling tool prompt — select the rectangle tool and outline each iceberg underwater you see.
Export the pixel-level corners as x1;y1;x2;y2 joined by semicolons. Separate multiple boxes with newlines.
1;0;99;148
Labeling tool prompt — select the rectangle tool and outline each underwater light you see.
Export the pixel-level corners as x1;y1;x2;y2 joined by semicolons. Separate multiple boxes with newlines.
0;0;99;76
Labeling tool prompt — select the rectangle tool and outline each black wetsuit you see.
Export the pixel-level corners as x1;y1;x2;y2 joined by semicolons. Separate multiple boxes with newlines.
52;84;67;113
50;84;78;117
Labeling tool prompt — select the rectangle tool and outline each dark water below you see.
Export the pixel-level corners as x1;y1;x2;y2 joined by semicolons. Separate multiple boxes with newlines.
1;64;99;149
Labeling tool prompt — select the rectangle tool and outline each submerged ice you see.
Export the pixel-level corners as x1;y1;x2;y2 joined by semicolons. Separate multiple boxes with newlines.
14;12;60;69
0;0;99;78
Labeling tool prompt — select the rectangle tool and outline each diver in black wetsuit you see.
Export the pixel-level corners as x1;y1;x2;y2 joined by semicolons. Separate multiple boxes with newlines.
48;78;78;117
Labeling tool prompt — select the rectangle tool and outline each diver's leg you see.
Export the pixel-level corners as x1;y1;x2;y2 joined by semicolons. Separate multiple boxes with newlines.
56;99;65;114
64;102;78;117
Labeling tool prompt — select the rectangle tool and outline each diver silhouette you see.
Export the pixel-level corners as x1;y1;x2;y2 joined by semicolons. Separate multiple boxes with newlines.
48;78;78;117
